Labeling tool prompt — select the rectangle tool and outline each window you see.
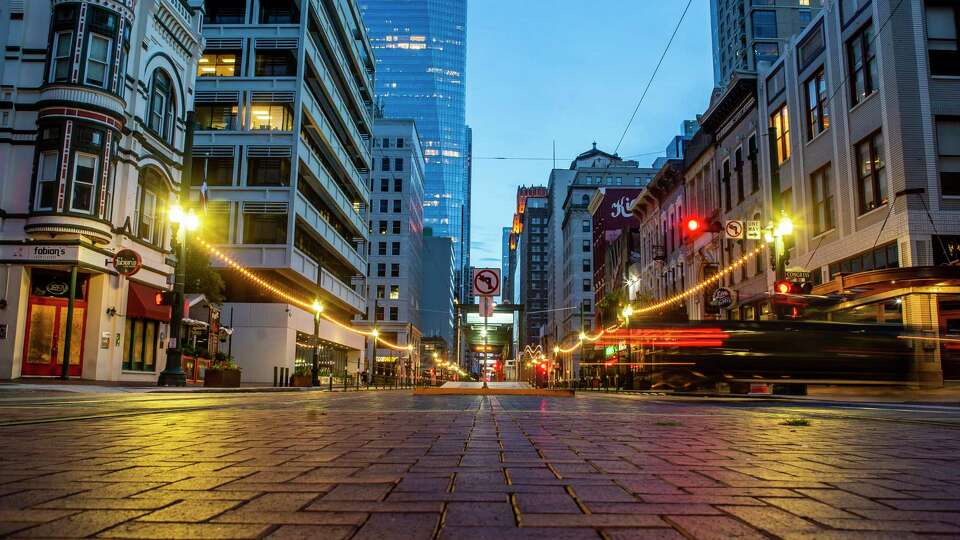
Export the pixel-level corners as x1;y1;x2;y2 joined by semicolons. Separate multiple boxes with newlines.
752;10;777;38
927;3;960;76
396;138;405;148
251;104;293;131
255;50;296;76
84;34;112;88
35;151;59;210
770;104;791;165
735;147;744;203
377;242;386;256
380;178;389;192
394;178;402;192
192;157;234;186
799;9;812;26
376;285;385;299
382;137;391;148
855;131;888;213
389;307;398;321
375;306;384;321
148;71;175;143
242;212;286;243
50;31;73;83
766;66;786;100
378;221;387;234
936;117;960;196
848;24;878;106
198;52;240;77
392;242;400;255
805;69;830;140
381;158;391;171
393;199;401;213
391;264;400;277
582;279;591;292
377;263;386;277
379;200;388;213
392;221;400;234
204;0;244;24
582;259;590;272
841;0;870;25
390;285;399;300
195;104;238;130
582;240;590;253
122;318;159;372
581;219;590;233
247;157;290;186
810;165;835;235
754;42;779;65
722;159;732;211
829;243;898;278
259;0;299;23
137;179;166;246
70;153;97;213
394;158;404;171
748;134;760;193
582;299;591;312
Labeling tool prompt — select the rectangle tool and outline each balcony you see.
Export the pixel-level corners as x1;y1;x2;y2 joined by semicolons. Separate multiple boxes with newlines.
307;0;373;127
303;34;371;165
291;247;366;313
298;136;365;235
300;82;366;198
294;191;364;274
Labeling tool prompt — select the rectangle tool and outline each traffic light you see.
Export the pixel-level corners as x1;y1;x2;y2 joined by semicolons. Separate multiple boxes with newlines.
155;291;176;306
773;281;813;295
686;218;702;233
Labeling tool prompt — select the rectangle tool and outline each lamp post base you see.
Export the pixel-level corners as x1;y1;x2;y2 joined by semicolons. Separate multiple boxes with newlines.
158;370;187;386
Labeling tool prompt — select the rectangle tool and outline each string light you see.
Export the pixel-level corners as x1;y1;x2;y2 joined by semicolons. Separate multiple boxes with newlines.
195;238;413;351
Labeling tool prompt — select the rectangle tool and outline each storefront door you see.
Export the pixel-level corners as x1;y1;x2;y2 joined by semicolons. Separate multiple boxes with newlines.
21;297;86;377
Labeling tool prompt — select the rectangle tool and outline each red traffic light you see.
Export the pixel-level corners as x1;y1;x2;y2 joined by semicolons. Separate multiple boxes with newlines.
774;280;792;294
686;218;701;232
155;291;175;306
774;280;814;295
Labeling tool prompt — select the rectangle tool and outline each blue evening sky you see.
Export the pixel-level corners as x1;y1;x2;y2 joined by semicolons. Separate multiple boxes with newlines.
465;0;715;268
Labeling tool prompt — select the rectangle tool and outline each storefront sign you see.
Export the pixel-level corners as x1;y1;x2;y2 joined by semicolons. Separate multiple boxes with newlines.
711;287;736;309
112;249;142;276
1;244;110;272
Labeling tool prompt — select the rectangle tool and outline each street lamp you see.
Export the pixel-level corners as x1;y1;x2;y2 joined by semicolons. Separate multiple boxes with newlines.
311;299;323;387
765;214;795;281
158;203;201;386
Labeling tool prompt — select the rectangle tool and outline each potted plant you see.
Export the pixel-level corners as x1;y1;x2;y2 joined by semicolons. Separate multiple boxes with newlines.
290;364;312;387
204;355;241;387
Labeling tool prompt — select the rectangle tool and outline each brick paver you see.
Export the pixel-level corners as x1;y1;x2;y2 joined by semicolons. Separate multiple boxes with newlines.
0;391;957;538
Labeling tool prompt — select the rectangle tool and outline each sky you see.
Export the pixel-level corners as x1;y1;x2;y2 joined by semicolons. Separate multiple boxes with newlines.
465;0;715;269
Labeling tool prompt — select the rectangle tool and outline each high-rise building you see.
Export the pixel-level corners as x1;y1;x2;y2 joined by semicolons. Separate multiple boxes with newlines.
194;0;375;383
420;234;456;351
509;187;549;348
0;0;203;381
358;118;425;381
711;0;823;86
360;0;471;300
501;227;512;303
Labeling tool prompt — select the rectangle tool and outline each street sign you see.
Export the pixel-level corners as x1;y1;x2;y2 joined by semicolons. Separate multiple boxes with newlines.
746;220;762;240
471;268;501;297
112;249;142;276
725;220;744;240
785;268;812;281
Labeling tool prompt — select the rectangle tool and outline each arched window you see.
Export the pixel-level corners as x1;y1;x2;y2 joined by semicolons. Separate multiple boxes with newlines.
138;168;168;246
148;71;175;144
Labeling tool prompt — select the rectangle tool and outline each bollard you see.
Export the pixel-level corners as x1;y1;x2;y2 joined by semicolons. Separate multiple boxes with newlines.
273;367;278;388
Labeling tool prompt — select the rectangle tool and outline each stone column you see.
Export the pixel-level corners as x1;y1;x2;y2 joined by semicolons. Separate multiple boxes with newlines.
902;292;943;388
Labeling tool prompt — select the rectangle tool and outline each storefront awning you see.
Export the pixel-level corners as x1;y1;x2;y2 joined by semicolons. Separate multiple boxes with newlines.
127;282;171;321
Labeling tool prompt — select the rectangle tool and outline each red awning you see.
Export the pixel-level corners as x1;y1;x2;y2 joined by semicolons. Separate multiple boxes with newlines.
127;282;172;321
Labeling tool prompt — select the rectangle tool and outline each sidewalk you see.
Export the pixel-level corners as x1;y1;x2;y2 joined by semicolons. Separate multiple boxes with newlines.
0;378;410;395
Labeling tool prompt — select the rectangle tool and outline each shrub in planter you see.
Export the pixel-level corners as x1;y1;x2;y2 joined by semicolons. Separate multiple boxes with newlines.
290;365;312;387
204;357;242;387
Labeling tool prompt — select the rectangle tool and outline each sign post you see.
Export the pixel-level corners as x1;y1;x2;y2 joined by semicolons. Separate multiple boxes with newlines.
471;268;501;384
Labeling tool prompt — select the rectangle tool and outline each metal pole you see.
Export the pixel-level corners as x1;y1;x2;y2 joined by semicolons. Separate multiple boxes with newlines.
227;307;233;359
159;110;195;386
484;313;488;383
59;265;78;380
312;312;320;387
579;303;585;388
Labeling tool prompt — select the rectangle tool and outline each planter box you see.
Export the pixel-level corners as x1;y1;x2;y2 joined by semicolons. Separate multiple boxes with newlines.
204;368;241;388
290;374;312;387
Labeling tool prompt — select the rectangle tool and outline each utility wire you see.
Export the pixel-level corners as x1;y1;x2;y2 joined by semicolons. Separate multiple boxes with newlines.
613;0;694;155
472;149;664;162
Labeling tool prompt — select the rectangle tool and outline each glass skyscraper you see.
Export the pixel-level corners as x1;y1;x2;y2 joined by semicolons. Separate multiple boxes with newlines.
360;0;470;297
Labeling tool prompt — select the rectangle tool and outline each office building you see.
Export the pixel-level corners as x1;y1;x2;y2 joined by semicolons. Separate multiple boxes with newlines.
357;118;425;380
420;234;455;353
711;0;823;86
0;0;203;381
500;226;512;303
360;0;471;300
194;0;376;383
516;188;548;348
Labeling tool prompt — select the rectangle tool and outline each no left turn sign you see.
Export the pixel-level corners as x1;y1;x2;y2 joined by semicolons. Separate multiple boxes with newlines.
471;268;501;297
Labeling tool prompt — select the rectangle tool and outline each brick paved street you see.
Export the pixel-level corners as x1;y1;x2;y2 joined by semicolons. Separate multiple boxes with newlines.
0;390;958;538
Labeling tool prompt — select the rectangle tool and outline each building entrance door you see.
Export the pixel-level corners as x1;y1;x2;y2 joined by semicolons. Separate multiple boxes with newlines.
21;297;86;377
940;309;960;382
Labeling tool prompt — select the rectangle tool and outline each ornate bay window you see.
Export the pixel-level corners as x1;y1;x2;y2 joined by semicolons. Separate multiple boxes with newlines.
148;70;176;144
46;4;128;96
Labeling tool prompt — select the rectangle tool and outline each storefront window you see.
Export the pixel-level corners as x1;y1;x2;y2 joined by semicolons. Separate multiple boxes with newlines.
123;318;159;371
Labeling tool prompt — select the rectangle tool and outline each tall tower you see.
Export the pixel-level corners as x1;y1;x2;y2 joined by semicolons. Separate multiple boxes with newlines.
360;0;470;300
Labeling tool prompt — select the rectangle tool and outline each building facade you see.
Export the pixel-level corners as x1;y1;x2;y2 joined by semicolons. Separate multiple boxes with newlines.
0;0;203;381
195;0;375;383
359;0;471;301
711;0;823;86
357;118;425;380
518;191;548;348
420;234;455;352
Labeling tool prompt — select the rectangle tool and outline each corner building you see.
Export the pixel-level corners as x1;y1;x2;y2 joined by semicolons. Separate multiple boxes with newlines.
0;0;203;381
195;0;376;382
